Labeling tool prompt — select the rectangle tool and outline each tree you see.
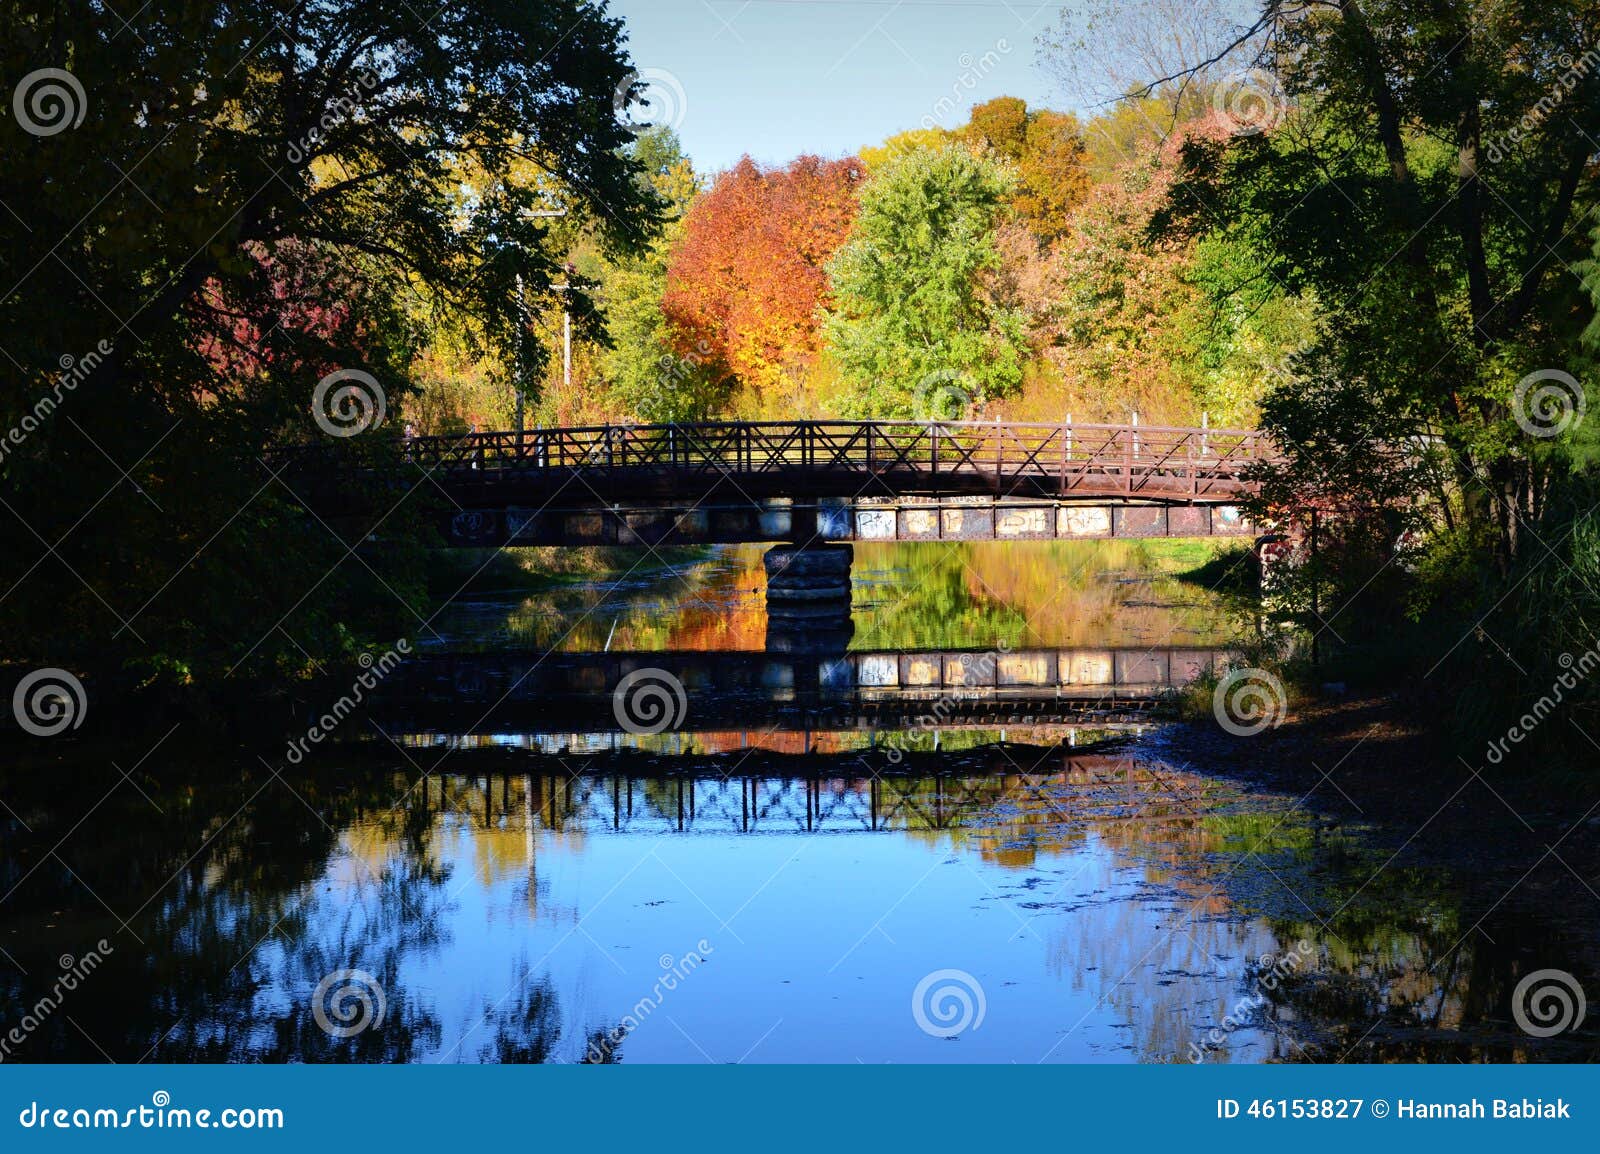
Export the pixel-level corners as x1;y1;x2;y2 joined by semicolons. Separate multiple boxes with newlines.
823;147;1027;416
663;155;864;410
859;127;950;172
1015;110;1092;244
959;98;1091;243
974;112;1312;427
1039;1;1266;180
1038;0;1263;125
1160;0;1600;567
1048;153;1206;424
0;1;663;682
961;96;1029;160
597;129;728;422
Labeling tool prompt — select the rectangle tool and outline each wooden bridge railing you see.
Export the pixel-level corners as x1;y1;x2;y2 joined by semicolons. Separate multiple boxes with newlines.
370;420;1267;499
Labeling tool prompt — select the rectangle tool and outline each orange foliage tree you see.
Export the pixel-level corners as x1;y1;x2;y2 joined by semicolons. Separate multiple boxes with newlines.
663;155;864;407
960;97;1090;243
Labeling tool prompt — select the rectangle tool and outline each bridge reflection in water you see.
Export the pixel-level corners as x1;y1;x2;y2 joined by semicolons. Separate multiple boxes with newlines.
407;756;1204;843
352;644;1228;739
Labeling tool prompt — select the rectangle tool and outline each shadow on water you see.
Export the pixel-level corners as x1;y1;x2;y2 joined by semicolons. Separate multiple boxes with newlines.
1;542;1594;1062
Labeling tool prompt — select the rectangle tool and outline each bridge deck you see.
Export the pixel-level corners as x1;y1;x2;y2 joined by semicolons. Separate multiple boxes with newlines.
355;419;1267;503
278;420;1269;545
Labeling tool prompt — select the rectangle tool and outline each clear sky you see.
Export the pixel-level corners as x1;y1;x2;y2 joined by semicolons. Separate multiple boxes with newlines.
608;0;1065;172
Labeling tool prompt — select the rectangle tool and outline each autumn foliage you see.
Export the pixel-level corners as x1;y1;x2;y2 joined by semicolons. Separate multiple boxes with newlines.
663;155;864;406
194;241;391;389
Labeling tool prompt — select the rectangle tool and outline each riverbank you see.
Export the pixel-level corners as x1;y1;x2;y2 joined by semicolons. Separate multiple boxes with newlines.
1145;691;1600;949
427;544;714;596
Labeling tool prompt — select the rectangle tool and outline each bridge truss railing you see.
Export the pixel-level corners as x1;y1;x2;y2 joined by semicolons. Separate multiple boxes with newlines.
396;420;1266;499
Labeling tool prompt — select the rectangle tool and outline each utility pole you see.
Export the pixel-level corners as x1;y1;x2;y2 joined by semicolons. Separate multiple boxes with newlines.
514;272;526;443
518;207;569;442
554;267;573;391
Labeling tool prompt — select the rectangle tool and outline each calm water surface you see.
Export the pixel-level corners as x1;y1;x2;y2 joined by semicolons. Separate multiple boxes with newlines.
0;543;1590;1062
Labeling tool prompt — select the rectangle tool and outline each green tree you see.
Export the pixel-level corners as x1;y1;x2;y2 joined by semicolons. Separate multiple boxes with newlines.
1160;0;1600;569
823;147;1027;416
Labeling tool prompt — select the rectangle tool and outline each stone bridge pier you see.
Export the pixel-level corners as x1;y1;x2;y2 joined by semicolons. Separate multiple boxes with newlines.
763;543;854;654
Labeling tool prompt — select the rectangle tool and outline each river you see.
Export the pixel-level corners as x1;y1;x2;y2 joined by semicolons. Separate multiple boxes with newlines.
0;542;1590;1062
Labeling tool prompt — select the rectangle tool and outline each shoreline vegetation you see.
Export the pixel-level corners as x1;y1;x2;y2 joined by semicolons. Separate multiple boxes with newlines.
1;5;1596;813
1149;692;1600;1009
426;545;716;597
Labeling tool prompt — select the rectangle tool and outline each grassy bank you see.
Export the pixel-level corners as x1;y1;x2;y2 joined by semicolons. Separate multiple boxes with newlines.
426;545;716;597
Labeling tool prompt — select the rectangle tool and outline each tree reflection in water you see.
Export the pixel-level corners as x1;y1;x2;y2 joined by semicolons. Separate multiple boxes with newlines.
0;754;1594;1062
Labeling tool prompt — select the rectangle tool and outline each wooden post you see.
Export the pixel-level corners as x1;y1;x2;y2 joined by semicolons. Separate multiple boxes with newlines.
1125;419;1134;494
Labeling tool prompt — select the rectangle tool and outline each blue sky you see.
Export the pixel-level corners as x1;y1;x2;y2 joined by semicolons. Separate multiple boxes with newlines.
609;0;1064;171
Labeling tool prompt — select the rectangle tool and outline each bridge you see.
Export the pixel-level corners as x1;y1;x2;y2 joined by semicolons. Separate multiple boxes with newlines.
405;757;1169;837
282;419;1269;547
347;645;1227;738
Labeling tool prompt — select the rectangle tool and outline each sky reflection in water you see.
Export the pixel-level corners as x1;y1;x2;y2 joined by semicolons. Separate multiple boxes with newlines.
1;542;1585;1063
